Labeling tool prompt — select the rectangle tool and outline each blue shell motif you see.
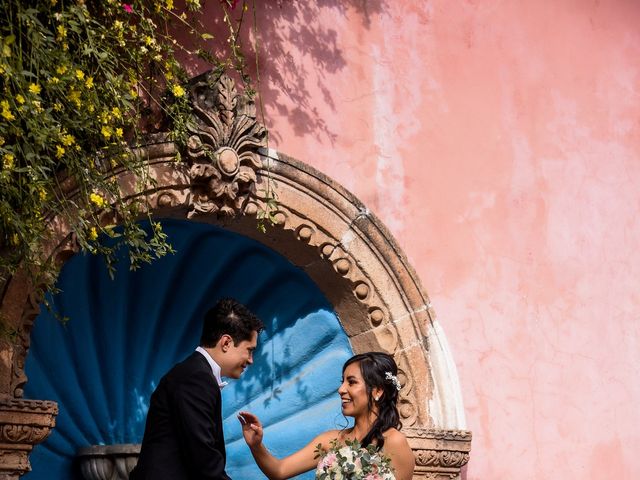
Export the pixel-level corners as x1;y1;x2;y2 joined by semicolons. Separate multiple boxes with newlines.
23;219;353;479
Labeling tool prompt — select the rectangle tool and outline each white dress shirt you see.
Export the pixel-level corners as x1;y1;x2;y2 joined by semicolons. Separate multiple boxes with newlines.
195;346;228;389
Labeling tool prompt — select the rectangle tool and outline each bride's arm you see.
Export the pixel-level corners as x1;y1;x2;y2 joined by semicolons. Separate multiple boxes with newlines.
238;411;336;480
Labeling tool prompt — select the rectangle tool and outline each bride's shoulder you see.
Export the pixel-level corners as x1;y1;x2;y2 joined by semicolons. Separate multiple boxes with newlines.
382;428;411;449
313;429;343;449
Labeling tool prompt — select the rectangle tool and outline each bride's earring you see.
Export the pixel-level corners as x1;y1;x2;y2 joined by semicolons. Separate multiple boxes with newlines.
374;396;380;402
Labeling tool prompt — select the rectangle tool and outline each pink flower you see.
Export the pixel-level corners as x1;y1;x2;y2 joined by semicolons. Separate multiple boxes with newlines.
122;3;133;13
321;452;337;469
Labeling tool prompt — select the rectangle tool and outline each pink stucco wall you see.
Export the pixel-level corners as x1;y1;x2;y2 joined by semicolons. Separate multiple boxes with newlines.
201;1;640;478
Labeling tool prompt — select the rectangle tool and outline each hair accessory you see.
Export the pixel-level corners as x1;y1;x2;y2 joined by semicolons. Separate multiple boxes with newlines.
385;371;401;391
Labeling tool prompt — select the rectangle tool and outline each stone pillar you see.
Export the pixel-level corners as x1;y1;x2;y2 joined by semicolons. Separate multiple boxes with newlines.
0;397;58;480
405;427;472;480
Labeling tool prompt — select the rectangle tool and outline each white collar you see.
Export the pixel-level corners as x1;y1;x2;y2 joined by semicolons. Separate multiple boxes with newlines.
195;347;228;390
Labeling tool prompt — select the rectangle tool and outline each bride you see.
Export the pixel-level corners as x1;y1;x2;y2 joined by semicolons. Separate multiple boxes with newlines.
238;352;415;479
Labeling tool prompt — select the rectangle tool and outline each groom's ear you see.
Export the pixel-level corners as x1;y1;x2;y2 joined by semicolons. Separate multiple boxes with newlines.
219;334;233;353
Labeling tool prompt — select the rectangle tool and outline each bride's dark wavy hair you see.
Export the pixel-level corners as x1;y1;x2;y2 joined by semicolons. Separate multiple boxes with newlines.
342;352;402;450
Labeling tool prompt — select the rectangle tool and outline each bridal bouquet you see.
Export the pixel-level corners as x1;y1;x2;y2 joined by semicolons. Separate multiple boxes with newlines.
314;439;396;480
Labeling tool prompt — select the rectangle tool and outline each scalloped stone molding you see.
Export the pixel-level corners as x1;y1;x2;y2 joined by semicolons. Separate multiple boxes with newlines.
0;72;471;478
77;444;140;480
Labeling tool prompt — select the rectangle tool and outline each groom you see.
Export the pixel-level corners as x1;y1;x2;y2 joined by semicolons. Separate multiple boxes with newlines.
130;298;264;480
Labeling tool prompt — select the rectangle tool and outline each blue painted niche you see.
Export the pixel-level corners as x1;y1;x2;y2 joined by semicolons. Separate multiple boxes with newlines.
23;219;353;479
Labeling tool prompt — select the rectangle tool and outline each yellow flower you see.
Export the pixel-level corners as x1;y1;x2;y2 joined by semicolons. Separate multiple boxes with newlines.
0;64;5;75
89;193;106;208
1;100;14;121
75;69;85;81
49;76;60;84
145;36;153;46
69;89;81;107
38;186;47;201
56;65;67;75
111;107;122;119
53;102;62;111
2;109;15;120
172;84;185;97
85;76;94;89
130;88;138;98
101;125;112;139
115;127;123;138
3;153;14;170
56;25;67;40
88;104;95;113
165;0;174;9
15;94;24;104
165;70;173;81
88;227;98;241
28;83;41;95
114;20;123;30
56;145;65;158
62;134;75;146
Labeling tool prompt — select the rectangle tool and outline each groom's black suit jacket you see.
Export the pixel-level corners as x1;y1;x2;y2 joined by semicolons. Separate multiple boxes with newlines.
129;352;231;480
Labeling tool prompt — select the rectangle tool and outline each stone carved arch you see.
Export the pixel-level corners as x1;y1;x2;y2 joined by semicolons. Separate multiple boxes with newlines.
0;72;471;479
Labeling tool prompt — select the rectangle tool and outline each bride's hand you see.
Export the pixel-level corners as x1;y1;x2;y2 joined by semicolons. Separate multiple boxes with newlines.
238;411;263;448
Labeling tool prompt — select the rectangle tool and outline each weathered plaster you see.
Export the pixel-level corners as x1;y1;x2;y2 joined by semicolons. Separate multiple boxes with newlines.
237;1;640;478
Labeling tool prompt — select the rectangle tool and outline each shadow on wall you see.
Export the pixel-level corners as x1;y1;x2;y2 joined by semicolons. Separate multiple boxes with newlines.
23;219;353;480
185;0;388;145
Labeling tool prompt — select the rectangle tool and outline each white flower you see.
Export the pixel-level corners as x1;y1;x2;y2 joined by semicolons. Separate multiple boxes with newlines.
338;446;354;464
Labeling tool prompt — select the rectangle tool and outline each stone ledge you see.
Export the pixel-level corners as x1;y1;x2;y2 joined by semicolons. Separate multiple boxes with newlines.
77;444;140;480
405;427;472;480
0;397;58;479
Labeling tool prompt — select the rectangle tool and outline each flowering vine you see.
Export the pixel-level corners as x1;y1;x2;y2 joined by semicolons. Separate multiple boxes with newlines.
0;0;260;288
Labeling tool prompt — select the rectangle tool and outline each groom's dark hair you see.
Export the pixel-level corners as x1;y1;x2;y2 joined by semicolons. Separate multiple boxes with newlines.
199;298;264;347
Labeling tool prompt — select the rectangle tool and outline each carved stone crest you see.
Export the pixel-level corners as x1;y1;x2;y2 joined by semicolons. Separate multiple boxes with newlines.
0;397;58;478
185;72;268;218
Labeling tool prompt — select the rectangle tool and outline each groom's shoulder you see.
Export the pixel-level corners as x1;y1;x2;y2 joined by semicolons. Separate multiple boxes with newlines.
164;352;207;379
